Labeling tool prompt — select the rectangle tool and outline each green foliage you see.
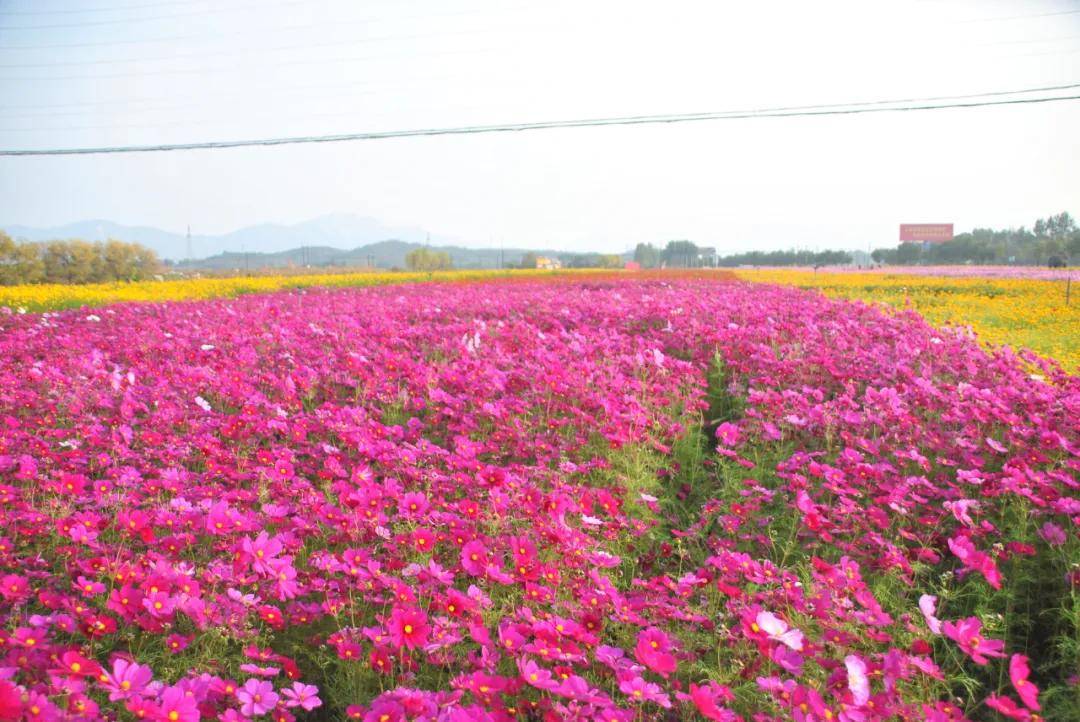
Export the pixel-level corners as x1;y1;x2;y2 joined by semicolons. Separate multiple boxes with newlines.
716;248;853;267
558;252;624;269
661;239;703;267
0;231;159;285
633;243;661;268
404;247;453;272
872;211;1079;266
621;356;1079;719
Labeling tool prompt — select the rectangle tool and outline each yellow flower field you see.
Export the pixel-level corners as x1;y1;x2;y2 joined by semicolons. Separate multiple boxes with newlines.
0;268;593;313
736;269;1079;373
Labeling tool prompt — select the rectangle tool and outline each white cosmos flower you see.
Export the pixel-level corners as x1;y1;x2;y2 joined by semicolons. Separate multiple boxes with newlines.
755;611;804;651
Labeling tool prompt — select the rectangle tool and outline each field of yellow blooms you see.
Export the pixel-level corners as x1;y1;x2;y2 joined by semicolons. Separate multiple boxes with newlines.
0;268;597;313
737;269;1080;373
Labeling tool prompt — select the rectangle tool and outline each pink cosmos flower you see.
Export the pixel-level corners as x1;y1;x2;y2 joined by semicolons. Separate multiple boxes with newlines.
387;607;429;650
517;658;560;692
23;691;60;722
243;532;284;575
237;679;279;717
985;693;1033;721
755;611;804;651
1009;654;1040;711
0;574;30;603
362;701;403;722
618;675;672;708
948;534;1002;589
0;680;22;722
281;682;322;712
633;627;677;677
918;594;943;635
845;654;870;706
942;617;1005;665
158;685;200;722
770;643;803;675
143;591;176;619
688;682;737;721
715;422;741;447
398;492;428;519
460;540;488;576
1038;522;1066;546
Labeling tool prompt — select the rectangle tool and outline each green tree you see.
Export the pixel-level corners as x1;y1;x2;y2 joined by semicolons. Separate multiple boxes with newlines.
633;243;660;268
661;240;700;268
1;235;159;285
519;252;539;269
0;231;45;285
405;247;452;272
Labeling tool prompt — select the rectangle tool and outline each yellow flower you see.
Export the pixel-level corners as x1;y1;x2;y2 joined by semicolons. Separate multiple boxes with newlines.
735;269;1079;373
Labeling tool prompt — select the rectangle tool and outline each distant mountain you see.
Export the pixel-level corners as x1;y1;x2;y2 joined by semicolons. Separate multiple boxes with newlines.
177;239;576;271
4;220;191;259
1;213;456;261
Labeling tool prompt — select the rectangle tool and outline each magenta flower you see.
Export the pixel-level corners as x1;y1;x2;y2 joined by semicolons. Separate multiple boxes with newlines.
460;540;488;577
398;492;428;519
517;657;560;692
243;531;283;574
387;606;429;650
236;679;279;717
158;685;200;722
755;611;804;651
619;675;671;708
281;682;322;712
633;627;677;677
1038;522;1066;546
918;594;943;635
1009;654;1040;711
985;693;1033;721
714;422;741;447
943;617;1005;665
143;591;176;619
0;574;30;603
0;680;23;722
845;654;870;706
688;682;736;721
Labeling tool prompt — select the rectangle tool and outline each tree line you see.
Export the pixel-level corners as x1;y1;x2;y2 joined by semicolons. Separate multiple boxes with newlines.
871;211;1078;267
0;232;161;285
404;247;453;272
633;240;852;268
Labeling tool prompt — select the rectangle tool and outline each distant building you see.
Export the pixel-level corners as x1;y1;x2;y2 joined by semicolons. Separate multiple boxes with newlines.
535;256;562;270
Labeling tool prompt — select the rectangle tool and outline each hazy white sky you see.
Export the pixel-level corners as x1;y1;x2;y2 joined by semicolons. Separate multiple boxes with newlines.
1;0;1079;253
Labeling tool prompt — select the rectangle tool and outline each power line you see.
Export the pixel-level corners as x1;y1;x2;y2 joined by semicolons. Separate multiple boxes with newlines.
2;93;1077;157
4;79;1079;131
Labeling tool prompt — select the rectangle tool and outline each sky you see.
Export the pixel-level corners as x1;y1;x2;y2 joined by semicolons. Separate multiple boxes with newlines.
1;0;1079;255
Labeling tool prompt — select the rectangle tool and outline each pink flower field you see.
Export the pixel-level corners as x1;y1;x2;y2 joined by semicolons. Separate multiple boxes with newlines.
0;276;1077;722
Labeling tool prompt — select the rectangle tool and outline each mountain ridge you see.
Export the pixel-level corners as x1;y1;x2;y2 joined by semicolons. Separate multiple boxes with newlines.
1;214;459;261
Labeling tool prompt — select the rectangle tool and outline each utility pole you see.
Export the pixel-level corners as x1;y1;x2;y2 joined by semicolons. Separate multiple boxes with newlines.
186;225;193;261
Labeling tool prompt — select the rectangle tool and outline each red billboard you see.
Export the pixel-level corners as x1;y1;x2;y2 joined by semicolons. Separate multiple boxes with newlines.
899;223;953;243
